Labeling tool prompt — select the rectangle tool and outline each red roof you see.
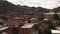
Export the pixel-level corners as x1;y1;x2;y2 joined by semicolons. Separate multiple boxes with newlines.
4;20;24;25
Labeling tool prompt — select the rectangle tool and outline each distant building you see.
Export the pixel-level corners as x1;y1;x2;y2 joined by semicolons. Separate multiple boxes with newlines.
44;11;60;20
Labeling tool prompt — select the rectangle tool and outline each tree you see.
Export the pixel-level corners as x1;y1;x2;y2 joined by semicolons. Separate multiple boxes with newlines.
53;13;59;20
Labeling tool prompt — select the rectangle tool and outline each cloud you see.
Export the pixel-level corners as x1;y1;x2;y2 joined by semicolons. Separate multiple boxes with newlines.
7;0;20;5
7;0;60;9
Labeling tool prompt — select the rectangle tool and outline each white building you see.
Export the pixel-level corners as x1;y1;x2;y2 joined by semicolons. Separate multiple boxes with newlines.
44;11;60;19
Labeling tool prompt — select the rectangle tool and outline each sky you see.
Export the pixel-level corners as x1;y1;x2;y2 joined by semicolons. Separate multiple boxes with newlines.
7;0;60;9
